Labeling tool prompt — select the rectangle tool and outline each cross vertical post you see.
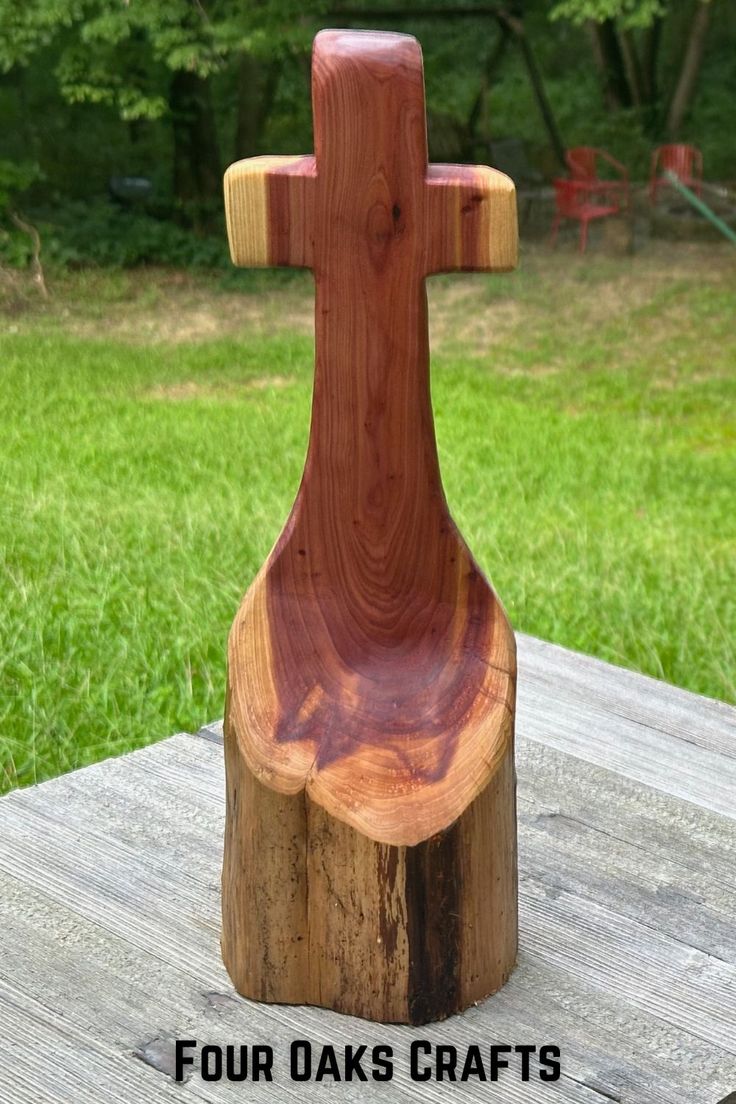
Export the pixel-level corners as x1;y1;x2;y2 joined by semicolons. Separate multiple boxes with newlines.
222;29;519;1026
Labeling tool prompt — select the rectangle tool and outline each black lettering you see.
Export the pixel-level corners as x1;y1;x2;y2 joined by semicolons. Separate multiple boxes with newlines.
539;1045;561;1081
460;1045;487;1081
225;1045;247;1082
343;1045;368;1081
410;1040;432;1081
252;1045;274;1081
201;1045;222;1082
490;1044;511;1081
436;1045;457;1081
174;1039;197;1082
315;1045;341;1082
291;1040;312;1081
372;1045;394;1081
515;1044;535;1081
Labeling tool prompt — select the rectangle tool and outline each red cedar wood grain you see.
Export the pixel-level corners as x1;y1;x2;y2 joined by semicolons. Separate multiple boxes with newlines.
222;28;518;1024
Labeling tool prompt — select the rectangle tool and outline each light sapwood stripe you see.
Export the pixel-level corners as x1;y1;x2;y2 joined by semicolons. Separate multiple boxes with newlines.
424;164;517;272
224;157;269;266
224;155;310;267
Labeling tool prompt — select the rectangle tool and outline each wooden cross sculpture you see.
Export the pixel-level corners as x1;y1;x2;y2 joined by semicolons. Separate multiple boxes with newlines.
222;29;518;1026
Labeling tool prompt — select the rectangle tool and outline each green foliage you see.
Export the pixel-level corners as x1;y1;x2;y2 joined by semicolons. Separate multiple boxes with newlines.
0;0;327;119
40;201;230;268
550;0;668;28
0;159;40;211
0;160;41;270
1;0;735;264
0;0;82;71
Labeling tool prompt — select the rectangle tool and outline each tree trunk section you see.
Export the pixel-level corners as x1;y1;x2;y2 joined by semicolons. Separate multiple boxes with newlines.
666;0;712;137
234;53;281;161
588;18;633;110
617;26;643;107
169;69;222;231
641;16;663;105
500;13;566;169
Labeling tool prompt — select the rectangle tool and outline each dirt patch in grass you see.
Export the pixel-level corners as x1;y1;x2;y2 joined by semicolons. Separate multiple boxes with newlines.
143;375;296;401
2;242;733;366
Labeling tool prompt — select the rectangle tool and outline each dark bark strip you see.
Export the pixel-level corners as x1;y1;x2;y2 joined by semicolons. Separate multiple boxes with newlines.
406;822;462;1024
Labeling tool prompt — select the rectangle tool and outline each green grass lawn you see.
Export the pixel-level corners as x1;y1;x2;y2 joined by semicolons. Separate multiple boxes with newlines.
2;243;735;791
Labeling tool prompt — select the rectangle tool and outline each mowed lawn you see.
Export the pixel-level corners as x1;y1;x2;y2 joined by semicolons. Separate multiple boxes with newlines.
2;243;735;791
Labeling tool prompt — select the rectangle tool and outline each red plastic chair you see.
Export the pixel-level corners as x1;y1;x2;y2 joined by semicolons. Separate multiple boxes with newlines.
650;144;703;203
550;179;620;253
566;146;630;209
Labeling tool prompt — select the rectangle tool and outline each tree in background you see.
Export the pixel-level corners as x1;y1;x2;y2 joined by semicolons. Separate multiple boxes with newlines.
551;0;717;138
0;0;325;229
0;0;733;259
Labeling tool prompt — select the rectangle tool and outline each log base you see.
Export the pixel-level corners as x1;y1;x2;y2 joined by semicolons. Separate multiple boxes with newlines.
221;702;518;1026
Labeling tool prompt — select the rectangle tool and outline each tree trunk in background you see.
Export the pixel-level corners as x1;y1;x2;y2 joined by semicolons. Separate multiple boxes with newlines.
517;35;566;168
640;16;662;105
466;28;508;158
498;11;566;169
234;54;281;160
617;27;643;107
170;70;222;232
589;19;633;110
666;0;712;137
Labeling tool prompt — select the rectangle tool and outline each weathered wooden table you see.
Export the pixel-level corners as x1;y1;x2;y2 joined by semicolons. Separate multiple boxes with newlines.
2;634;734;1103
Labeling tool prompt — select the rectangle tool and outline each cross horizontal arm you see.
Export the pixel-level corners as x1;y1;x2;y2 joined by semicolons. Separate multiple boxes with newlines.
424;164;517;275
224;155;316;268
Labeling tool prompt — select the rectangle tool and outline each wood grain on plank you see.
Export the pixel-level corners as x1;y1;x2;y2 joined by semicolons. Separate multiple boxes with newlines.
517;633;736;762
2;706;736;1102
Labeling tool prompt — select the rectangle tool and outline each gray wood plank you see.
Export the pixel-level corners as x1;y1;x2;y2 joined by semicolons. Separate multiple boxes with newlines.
518;744;736;958
2;731;735;1102
518;739;736;892
0;976;185;1104
0;841;720;1104
517;633;736;760
515;634;736;818
0;852;611;1102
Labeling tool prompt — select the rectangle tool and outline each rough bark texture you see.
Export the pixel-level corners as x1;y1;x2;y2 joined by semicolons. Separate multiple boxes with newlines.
222;700;518;1024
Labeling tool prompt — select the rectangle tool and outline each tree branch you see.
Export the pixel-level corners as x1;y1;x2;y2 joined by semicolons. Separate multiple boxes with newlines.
9;210;48;299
